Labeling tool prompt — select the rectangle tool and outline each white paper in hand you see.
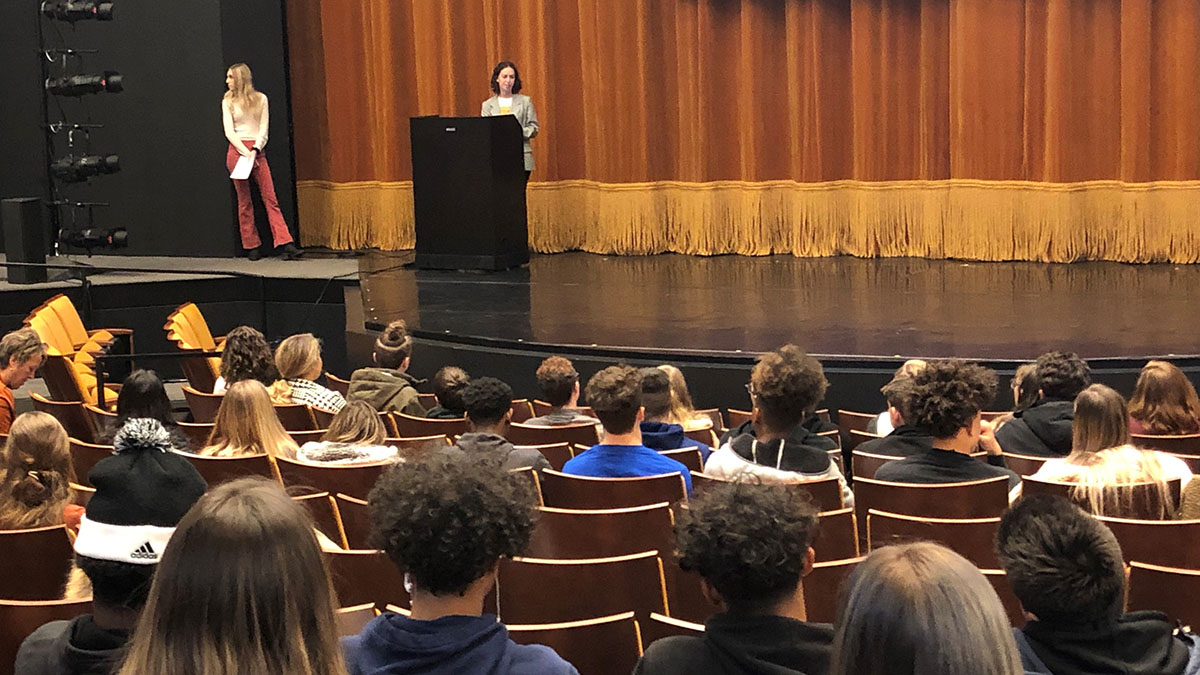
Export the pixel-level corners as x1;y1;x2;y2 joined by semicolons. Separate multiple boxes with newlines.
230;155;254;180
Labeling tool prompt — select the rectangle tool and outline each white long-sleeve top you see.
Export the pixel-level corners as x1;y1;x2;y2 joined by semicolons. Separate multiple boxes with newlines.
221;94;269;155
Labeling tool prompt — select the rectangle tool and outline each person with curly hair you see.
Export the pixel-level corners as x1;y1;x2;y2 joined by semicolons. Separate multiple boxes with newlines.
875;360;1020;498
424;366;470;419
343;456;577;674
996;495;1200;674
634;482;831;674
526;356;600;427
213;325;287;400
444;377;550;473
0;327;46;434
561;365;692;491
996;351;1091;457
705;346;850;506
347;319;427;417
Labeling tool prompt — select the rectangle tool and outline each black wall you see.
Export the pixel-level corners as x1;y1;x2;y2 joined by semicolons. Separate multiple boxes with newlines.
0;0;297;258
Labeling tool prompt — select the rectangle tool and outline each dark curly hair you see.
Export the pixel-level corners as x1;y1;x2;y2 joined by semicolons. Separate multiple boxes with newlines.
431;366;470;414
750;345;828;431
1035;351;1091;400
461;377;513;425
677;481;820;612
489;60;522;95
374;320;413;370
368;455;536;596
904;360;998;439
218;326;279;386
585;365;642;434
535;356;578;407
995;495;1125;624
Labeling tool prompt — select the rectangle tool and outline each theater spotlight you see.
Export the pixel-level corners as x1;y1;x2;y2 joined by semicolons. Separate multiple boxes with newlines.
41;1;114;22
50;154;120;182
60;227;128;252
45;72;123;97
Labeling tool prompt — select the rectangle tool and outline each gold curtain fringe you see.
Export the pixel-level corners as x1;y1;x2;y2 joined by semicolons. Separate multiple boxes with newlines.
298;179;1200;263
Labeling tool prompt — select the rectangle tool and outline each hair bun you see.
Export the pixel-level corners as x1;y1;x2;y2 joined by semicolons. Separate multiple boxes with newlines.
385;320;409;341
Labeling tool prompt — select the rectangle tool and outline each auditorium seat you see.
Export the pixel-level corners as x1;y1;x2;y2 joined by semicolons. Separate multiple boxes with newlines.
836;410;876;435
1131;433;1200;455
693;408;724;430
274;403;318;431
817;429;841;449
182;385;223;423
292;491;345;548
67;438;114;488
531;401;595;417
866;509;1002;569
1127;562;1200;629
525;503;674;560
325;549;410;611
0;526;74;601
70;483;94;507
311;407;335;428
725;409;752;428
688;472;842;511
416;392;438;409
539;470;687;510
0;598;92;673
505;422;600;448
814;508;860;562
847;429;883;452
667;565;717;625
163;302;223;394
177;451;279;487
377;412;399;437
850;450;898;480
392;412;469;438
510;399;534;423
804;557;864;623
982;570;1026;627
659;448;702;472
497;551;668;625
1021;476;1180;520
642;612;703;649
287;429;326;445
385;434;452;459
324;372;350;396
176;421;214;450
999;452;1048;477
276;456;390;500
507;611;642;675
1095;515;1200;569
336;603;376;637
83;403;116;438
514;442;573;471
853;476;1009;521
334;493;369;549
31;393;98;443
681;427;718;447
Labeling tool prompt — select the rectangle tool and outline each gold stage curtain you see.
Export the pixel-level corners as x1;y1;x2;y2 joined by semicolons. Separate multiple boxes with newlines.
287;0;1200;262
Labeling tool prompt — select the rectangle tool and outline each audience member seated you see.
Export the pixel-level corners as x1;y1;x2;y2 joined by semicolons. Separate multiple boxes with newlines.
0;411;80;531
212;325;288;401
199;380;298;458
855;370;933;458
296;400;399;465
526;356;600;427
98;369;191;450
991;363;1040;429
831;542;1027;675
719;346;838;448
1128;360;1200;436
874;360;1021;498
275;333;346;412
867;360;926;436
17;419;207;675
562;366;692;491
657;364;714;431
425;366;470;419
114;477;346;675
638;368;711;461
347;319;427;417
996;351;1091;457
996;495;1200;674
634;482;831;675
444;377;550;473
0;327;46;434
1030;384;1190;517
343;456;577;674
705;346;848;505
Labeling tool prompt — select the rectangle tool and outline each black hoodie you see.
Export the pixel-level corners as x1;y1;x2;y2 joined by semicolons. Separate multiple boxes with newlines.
16;615;129;675
719;418;839;453
995;399;1075;457
1015;611;1200;675
854;424;933;458
634;613;833;675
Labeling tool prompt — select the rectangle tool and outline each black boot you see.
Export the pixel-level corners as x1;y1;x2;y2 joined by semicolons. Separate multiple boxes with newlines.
279;242;302;260
247;247;263;261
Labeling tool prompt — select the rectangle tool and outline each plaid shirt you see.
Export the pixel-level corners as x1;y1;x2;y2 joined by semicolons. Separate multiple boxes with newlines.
287;378;346;413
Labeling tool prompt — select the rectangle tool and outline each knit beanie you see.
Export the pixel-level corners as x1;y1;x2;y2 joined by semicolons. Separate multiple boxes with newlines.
72;418;207;564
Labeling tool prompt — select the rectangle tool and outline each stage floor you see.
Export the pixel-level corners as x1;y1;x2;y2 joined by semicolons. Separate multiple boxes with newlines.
359;251;1200;361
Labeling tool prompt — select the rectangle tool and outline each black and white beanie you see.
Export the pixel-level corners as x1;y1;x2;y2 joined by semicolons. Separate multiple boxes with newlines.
72;418;207;565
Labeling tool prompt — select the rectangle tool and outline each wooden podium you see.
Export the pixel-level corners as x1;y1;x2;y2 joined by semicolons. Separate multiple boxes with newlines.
410;115;529;270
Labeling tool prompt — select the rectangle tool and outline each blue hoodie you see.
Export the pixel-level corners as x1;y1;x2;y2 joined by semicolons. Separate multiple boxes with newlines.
343;613;578;675
639;421;712;462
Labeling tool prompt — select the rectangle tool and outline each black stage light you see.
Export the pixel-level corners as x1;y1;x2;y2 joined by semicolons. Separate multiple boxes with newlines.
45;72;123;97
41;1;114;22
60;227;128;252
50;154;120;182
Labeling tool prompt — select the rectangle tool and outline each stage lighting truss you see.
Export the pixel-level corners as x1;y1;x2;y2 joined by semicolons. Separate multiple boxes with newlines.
45;71;123;96
41;1;114;22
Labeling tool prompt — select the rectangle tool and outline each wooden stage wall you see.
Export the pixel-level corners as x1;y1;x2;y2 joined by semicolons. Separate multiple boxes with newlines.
286;0;1200;263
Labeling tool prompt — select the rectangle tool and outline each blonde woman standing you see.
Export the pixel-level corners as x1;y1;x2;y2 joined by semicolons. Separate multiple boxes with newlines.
222;63;299;261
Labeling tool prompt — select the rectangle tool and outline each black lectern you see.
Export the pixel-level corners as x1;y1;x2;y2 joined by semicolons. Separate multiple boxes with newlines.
410;115;529;270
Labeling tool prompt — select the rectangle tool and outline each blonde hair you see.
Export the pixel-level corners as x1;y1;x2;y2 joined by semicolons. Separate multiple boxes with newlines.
320;401;386;446
832;543;1023;675
0;412;72;529
202;380;297;458
275;333;322;381
1062;445;1177;519
1071;384;1131;455
117;478;347;675
223;63;263;119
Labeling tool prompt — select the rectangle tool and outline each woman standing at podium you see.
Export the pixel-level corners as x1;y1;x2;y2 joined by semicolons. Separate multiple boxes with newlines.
481;60;539;181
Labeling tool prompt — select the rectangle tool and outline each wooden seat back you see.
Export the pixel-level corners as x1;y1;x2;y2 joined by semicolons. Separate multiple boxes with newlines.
531;401;595;417
274;403;317;431
386;435;451;460
31;392;97;444
982;570;1026;627
688;472;842;511
325;549;410;611
847;429;884;452
1021;476;1180;520
853;476;1010;520
182;385;223;423
1127;562;1200;629
276;456;391;500
539;469;687;509
334;493;370;549
392;412;469;438
508;611;642;675
514;442;573;471
288;429;327;445
510;399;534;423
291;492;345;549
67;438;114;488
505;422;601;448
0;598;92;672
335;603;376;637
324;372;350;396
83;404;116;441
681;428;718;447
659;448;703;473
164;302;221;393
526;503;674;560
804;557;864;623
1131;433;1200;455
497;551;668;625
815;508;860;562
642;612;703;649
837;409;877;434
1001;452;1049;477
1096;515;1200;569
0;526;74;600
311;406;336;428
851;450;898;480
178;451;278;487
866;509;1002;568
176;421;214;451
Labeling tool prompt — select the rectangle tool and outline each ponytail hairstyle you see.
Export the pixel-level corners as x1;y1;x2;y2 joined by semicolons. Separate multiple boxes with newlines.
0;411;73;529
223;63;263;119
373;320;413;370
